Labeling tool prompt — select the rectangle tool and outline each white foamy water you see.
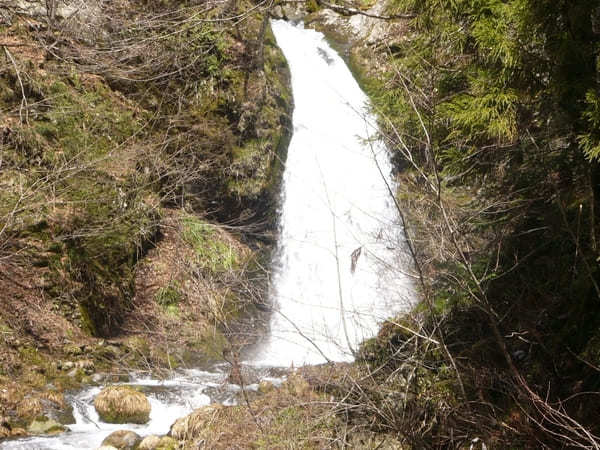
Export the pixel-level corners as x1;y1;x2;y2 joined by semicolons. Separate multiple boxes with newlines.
0;20;413;450
251;20;413;366
0;370;226;449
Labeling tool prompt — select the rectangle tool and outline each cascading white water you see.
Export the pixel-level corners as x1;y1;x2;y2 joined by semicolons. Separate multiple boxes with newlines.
0;20;413;450
251;20;413;367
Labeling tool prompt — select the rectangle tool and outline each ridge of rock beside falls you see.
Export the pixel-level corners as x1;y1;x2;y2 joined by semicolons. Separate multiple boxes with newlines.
271;0;405;47
0;0;292;439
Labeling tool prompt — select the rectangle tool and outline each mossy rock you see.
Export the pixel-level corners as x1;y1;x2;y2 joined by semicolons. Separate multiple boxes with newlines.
27;418;66;435
156;436;178;450
101;429;142;449
139;435;178;450
94;386;151;424
138;435;161;449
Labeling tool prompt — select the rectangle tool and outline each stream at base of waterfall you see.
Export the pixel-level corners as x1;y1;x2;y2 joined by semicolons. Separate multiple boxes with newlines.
0;20;413;450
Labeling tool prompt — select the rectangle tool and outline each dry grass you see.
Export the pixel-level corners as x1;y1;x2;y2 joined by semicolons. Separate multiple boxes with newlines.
15;397;42;422
40;391;66;410
167;373;341;449
94;385;151;424
169;404;224;442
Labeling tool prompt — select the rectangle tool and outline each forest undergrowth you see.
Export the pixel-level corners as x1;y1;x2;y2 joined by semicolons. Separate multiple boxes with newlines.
315;0;600;447
0;0;291;436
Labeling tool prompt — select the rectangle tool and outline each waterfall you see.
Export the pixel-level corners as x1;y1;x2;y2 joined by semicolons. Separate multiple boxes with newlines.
251;20;413;367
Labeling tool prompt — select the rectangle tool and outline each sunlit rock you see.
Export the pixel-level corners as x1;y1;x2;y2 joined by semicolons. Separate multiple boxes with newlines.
27;418;66;435
100;430;141;449
139;435;178;450
137;435;161;449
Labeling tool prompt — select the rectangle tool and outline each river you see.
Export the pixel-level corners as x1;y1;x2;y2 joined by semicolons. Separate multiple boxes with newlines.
1;19;412;450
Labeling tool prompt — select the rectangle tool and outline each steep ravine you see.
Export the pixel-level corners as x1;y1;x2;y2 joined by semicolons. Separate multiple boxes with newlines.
2;16;415;449
0;0;293;443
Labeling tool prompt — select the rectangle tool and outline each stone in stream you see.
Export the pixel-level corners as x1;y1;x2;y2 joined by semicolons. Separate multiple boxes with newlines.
26;418;66;435
91;373;105;383
40;396;75;425
100;429;141;449
94;386;151;424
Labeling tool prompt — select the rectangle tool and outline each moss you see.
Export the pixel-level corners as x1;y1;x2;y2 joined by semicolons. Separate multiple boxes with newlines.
187;327;229;362
78;303;97;336
155;281;182;308
27;418;66;435
18;346;45;366
305;0;321;13
127;336;151;359
28;74;140;163
156;436;178;450
182;218;238;272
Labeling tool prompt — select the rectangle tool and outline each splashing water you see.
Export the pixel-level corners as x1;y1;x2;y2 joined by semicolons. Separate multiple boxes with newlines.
250;20;413;366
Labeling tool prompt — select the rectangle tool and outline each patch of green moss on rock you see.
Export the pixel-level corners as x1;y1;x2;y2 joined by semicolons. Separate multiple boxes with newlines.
182;218;238;272
27;418;66;436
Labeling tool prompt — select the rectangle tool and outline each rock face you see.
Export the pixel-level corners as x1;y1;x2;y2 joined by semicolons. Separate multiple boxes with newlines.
100;430;142;449
94;386;151;424
272;0;407;48
169;404;222;441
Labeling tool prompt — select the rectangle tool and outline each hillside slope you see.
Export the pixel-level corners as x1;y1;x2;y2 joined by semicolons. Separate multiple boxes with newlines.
0;0;291;436
297;0;600;447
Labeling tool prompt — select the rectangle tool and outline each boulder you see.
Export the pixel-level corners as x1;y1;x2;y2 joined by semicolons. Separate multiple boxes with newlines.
138;435;160;449
169;404;222;441
94;386;151;424
27;418;66;435
138;435;178;450
91;373;105;384
101;430;142;449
